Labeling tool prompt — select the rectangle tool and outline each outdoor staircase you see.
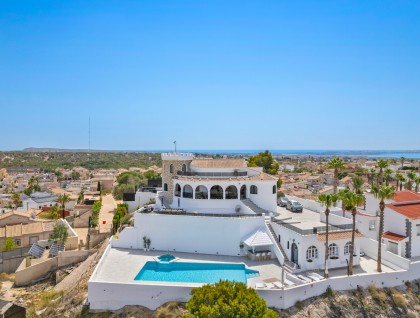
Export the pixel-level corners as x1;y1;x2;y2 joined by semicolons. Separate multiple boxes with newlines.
266;222;295;273
241;199;270;216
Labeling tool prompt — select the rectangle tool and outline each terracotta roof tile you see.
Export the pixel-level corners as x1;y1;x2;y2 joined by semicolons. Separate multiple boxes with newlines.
318;230;362;241
386;202;420;220
392;191;420;202
382;231;407;242
190;159;247;169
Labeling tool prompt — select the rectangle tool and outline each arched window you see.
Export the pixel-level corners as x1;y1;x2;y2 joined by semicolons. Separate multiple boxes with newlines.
273;185;277;194
183;184;193;198
306;246;318;260
164;183;168;191
240;185;247;199
344;242;352;255
328;243;339;257
210;185;223;199
174;183;181;197
225;185;238;199
250;185;258;194
195;185;208;199
182;164;187;173
170;164;174;174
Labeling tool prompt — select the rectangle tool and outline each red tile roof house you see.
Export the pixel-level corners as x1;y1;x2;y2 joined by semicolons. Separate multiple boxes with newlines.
383;191;420;258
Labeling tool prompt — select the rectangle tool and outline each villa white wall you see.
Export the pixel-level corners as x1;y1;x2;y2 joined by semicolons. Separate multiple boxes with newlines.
360;237;410;270
125;192;156;213
170;197;252;214
89;256;420;311
384;208;406;238
89;281;193;311
270;222;360;272
320;212;352;226
112;213;266;256
356;214;379;240
248;181;277;213
410;220;420;258
170;179;276;213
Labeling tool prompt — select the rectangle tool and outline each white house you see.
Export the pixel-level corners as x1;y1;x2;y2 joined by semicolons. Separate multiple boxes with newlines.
382;191;420;258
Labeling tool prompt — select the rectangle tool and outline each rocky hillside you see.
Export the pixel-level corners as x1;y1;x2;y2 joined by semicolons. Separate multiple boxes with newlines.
278;281;420;318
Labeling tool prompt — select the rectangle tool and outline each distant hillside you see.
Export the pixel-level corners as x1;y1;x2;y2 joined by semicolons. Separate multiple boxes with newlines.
0;151;162;170
23;147;114;153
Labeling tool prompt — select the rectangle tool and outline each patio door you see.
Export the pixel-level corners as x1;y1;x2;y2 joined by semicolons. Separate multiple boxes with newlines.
291;243;298;264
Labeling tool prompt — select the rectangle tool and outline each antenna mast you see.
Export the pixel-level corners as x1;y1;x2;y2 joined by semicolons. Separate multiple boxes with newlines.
89;117;91;153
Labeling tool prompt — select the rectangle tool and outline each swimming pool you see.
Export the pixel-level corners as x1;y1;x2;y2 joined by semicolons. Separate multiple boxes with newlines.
134;261;259;284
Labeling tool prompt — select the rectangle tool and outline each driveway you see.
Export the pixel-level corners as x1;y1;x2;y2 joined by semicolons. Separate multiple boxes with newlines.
99;194;117;233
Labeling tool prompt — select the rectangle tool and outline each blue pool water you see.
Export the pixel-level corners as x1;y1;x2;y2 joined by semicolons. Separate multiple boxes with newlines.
157;254;176;262
134;261;259;284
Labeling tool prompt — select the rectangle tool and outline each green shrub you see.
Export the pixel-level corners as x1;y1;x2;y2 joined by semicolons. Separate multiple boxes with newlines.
2;238;17;252
186;280;277;318
90;201;102;228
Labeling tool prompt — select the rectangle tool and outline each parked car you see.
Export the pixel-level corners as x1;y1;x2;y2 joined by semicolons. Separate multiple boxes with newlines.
286;200;303;213
277;196;290;207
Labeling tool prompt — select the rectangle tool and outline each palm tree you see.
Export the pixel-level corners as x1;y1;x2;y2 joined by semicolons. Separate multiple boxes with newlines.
28;176;40;191
11;192;21;209
77;187;86;204
399;175;406;191
327;157;345;206
376;159;389;185
415;176;420;193
341;191;364;275
395;172;403;191
371;185;396;272
318;193;339;278
383;168;392;186
407;171;416;190
56;194;71;219
401;157;405;170
369;168;377;186
352;176;364;194
338;188;351;217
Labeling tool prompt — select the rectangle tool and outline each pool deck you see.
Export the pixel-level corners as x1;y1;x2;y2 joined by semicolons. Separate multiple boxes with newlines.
90;247;283;287
90;246;399;289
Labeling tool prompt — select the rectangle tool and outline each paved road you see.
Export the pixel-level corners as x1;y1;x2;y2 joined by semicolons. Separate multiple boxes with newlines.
99;194;117;233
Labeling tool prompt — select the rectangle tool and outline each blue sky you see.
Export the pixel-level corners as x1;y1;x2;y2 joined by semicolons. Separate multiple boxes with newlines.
1;1;419;151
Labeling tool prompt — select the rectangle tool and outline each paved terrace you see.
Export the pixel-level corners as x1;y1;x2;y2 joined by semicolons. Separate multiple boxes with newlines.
275;206;325;230
91;247;398;289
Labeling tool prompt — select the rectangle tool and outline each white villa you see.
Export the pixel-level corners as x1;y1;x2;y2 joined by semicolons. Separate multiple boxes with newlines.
88;153;420;311
112;153;278;257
